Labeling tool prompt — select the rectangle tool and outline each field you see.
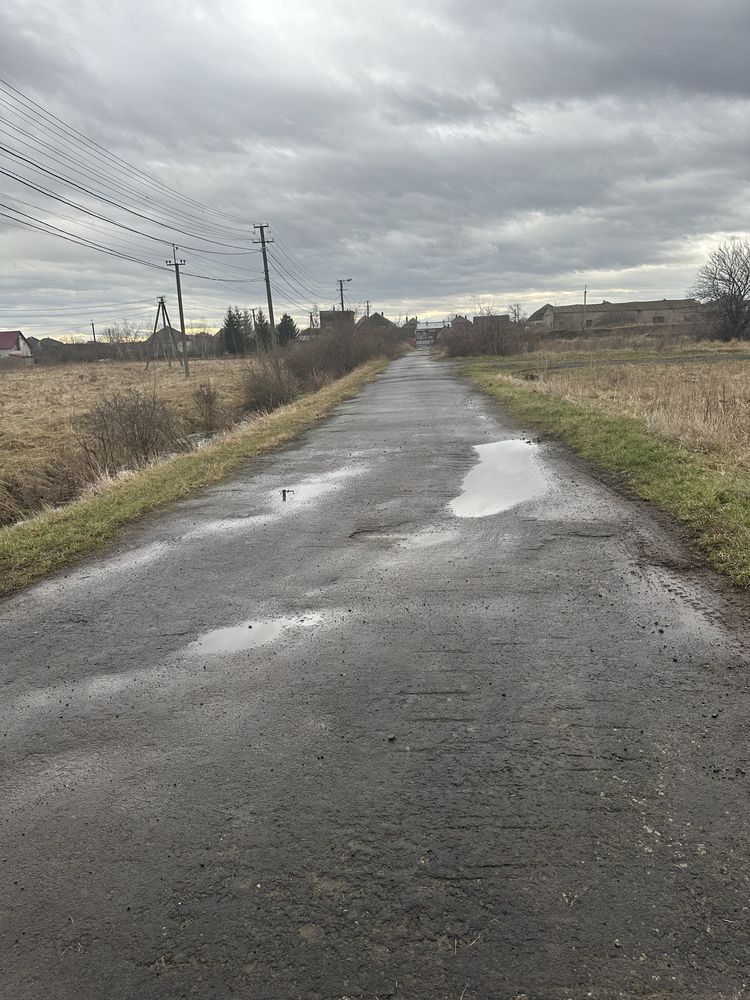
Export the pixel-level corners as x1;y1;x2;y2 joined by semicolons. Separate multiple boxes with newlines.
498;358;750;467
0;358;249;523
0;357;248;474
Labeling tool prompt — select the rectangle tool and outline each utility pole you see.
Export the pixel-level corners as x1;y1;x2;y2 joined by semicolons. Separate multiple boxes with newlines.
365;300;371;318
253;224;276;347
90;320;97;343
582;284;588;335
166;245;190;377
338;277;352;311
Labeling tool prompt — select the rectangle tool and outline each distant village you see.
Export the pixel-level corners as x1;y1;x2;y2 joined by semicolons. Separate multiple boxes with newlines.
0;296;707;366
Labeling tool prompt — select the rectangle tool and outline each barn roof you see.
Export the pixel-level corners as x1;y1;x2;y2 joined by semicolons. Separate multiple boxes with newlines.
552;298;698;313
528;304;553;321
0;330;23;349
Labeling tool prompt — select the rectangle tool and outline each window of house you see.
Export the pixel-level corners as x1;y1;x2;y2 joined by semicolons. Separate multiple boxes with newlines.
585;319;592;328
653;316;665;324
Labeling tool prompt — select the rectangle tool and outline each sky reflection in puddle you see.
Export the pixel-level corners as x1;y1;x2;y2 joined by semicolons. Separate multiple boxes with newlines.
450;439;549;518
185;613;323;655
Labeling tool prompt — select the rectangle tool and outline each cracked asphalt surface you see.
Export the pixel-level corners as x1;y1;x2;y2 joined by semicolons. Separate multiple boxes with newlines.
2;351;749;999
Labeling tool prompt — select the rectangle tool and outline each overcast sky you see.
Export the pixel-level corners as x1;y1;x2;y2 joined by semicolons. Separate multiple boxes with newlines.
1;0;748;338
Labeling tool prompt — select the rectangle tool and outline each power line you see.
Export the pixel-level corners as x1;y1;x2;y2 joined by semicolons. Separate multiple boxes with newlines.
266;248;328;300
0;144;253;249
0;77;254;238
0;205;170;271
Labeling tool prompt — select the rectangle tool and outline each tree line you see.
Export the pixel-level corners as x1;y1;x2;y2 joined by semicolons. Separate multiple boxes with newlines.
219;307;299;354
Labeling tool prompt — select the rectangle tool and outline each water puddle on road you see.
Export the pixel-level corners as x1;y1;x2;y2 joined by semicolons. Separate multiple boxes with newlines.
185;613;323;655
450;439;549;518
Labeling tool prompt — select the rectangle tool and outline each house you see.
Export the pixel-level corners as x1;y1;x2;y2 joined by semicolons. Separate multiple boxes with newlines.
415;320;446;347
528;299;703;332
0;330;34;364
450;315;473;333
355;311;397;333
146;325;194;355
319;310;355;336
473;314;511;333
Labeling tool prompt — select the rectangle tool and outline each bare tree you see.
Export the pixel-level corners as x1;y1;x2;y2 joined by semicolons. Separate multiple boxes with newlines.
508;302;527;326
691;239;750;341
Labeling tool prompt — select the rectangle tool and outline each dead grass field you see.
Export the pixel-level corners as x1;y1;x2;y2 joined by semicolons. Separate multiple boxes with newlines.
529;332;747;358
0;358;248;481
512;360;750;468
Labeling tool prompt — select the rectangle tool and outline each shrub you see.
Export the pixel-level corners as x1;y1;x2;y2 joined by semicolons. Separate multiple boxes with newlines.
245;327;405;410
192;381;229;433
440;326;541;357
75;389;189;472
242;356;300;412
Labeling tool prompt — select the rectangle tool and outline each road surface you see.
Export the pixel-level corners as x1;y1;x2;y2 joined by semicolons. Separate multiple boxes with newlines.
2;352;748;999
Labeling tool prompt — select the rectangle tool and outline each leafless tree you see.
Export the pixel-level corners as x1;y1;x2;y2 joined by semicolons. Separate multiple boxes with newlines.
508;302;527;326
690;239;750;341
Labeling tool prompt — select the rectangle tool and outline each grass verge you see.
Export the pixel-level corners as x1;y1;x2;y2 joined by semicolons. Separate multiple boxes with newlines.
464;363;750;588
0;359;387;599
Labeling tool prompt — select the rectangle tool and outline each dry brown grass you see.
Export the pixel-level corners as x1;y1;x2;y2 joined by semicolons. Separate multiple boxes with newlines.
513;360;750;467
0;358;248;482
528;333;749;361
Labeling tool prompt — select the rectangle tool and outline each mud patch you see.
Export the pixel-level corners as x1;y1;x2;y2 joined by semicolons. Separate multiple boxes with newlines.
450;439;550;518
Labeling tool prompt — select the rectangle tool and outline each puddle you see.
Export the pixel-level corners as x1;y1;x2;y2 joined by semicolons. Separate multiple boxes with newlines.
184;613;323;655
450;439;549;518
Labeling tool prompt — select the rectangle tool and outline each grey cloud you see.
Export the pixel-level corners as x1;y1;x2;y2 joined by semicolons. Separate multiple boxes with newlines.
0;0;748;333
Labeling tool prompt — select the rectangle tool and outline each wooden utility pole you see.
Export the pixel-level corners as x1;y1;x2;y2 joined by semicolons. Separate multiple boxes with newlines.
253;224;276;348
146;296;179;370
582;284;588;334
90;321;97;343
167;245;190;377
338;277;352;311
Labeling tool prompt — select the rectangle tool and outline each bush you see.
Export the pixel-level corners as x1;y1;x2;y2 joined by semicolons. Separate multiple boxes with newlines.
242;356;300;412
75;389;189;472
192;381;230;433
440;326;541;357
246;327;406;410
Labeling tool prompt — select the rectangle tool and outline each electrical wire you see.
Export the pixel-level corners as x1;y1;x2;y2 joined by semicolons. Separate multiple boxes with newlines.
0;77;255;238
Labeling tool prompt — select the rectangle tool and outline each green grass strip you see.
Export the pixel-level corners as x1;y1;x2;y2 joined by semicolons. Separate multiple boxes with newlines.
465;364;750;588
0;360;387;599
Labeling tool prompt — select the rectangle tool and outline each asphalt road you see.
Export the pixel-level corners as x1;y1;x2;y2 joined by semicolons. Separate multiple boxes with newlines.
2;351;749;1000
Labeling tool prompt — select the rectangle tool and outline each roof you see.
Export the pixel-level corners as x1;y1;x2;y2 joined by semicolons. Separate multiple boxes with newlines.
148;325;183;341
0;330;23;349
528;304;553;321
356;312;397;331
552;298;698;314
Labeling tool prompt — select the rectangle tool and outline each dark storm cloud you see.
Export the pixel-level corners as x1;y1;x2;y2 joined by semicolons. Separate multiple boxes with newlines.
0;0;748;334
